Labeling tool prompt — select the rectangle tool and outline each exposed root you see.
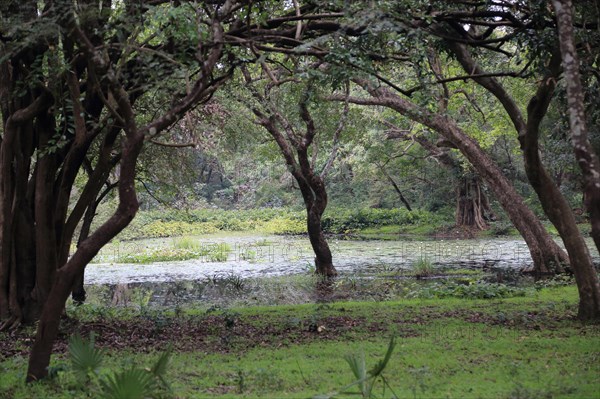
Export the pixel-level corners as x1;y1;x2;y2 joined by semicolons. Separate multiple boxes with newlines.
0;315;22;331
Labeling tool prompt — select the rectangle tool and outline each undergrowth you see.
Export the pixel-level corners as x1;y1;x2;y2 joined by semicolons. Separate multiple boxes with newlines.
112;207;439;239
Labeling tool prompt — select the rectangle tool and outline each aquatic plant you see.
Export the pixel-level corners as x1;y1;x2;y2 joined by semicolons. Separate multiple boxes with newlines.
412;257;435;278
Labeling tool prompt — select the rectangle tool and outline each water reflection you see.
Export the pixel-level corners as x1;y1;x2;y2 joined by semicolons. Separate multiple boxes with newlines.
85;235;599;286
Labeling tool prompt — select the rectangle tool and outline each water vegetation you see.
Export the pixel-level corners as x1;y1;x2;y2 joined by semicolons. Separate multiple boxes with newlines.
112;207;443;240
115;242;233;264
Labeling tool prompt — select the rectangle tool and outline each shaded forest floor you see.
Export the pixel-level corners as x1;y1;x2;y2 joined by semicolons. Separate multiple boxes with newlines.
1;285;599;398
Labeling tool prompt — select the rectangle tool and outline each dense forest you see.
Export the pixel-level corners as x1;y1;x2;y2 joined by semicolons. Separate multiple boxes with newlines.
1;0;599;395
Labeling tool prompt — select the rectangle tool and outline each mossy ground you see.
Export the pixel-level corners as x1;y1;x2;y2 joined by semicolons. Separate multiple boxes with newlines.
1;286;598;398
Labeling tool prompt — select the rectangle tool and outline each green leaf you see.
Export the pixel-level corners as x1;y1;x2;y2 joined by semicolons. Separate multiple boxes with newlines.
369;336;396;377
68;332;104;378
101;368;154;399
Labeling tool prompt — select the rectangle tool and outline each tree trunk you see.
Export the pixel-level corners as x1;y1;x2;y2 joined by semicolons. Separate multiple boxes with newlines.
379;165;412;211
442;35;600;319
307;209;335;277
242;68;337;278
520;54;600;320
552;0;600;255
27;104;145;382
455;175;487;230
346;81;569;275
71;202;96;305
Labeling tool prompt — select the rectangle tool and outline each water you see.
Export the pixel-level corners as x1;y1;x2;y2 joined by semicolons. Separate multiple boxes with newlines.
84;233;599;285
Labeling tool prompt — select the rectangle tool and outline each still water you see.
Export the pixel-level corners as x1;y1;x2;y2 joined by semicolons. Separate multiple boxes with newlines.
84;233;599;285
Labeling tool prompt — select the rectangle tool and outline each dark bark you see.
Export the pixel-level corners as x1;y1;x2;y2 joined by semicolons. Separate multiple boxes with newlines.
71;202;95;305
72;179;118;305
24;2;233;380
552;0;600;255
456;175;487;230
443;30;600;319
242;67;338;277
340;79;569;275
376;162;413;211
387;127;491;228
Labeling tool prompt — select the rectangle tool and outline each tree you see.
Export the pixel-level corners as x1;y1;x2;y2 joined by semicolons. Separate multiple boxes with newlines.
1;0;355;380
385;124;494;229
316;0;598;318
240;63;350;277
550;0;600;317
0;0;240;381
332;78;568;275
425;2;600;320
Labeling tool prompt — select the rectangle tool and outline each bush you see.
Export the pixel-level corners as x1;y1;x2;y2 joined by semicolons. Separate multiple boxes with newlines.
260;218;306;235
66;333;172;398
116;243;232;263
321;208;435;234
412;258;435;278
409;281;530;299
113;207;440;240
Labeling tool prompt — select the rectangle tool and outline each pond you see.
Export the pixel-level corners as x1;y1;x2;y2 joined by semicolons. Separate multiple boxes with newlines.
85;233;599;285
78;233;599;309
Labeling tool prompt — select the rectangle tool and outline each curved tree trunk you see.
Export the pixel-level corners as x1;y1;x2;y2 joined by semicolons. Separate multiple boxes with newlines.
345;80;569;275
26;84;146;382
71;203;95;305
552;0;600;255
443;34;600;319
242;67;339;277
303;184;336;277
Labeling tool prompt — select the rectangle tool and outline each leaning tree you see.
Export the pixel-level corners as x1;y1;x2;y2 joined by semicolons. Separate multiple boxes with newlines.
425;0;600;320
1;0;356;380
1;0;252;381
317;0;599;319
239;62;350;277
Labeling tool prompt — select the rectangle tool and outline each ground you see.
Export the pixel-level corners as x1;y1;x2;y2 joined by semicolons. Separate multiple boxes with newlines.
1;285;599;398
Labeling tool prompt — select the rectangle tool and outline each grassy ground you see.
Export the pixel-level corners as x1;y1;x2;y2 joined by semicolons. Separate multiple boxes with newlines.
1;285;599;398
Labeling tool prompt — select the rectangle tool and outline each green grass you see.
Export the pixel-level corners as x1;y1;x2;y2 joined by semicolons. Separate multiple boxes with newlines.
1;286;599;398
111;207;445;240
411;257;435;278
173;236;202;251
115;243;232;263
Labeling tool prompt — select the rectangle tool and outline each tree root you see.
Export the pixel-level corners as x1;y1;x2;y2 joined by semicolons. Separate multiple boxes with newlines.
0;315;22;331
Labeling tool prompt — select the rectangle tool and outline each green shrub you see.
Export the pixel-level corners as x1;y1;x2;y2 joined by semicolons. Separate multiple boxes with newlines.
410;281;529;299
116;243;232;263
260;218;307;235
173;236;201;251
321;208;435;234
206;243;232;262
117;248;198;263
114;207;440;240
67;332;172;399
412;257;435;278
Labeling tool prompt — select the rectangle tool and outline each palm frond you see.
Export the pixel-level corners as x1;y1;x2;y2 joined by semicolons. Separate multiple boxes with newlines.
101;368;154;399
68;332;104;378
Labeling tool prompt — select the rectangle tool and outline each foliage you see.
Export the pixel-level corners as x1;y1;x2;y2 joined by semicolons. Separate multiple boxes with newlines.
261;218;307;235
411;257;435;278
410;281;530;299
328;336;397;399
3;286;597;398
68;333;104;381
173;236;202;251
112;207;443;240
140;221;220;239
321;208;436;234
66;333;172;398
116;243;232;264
